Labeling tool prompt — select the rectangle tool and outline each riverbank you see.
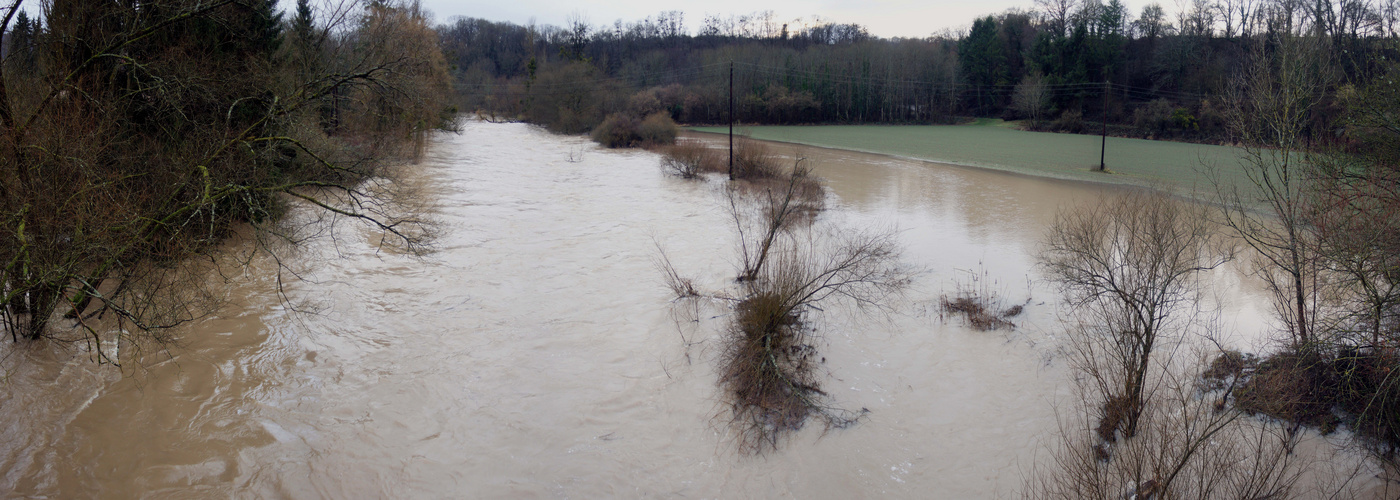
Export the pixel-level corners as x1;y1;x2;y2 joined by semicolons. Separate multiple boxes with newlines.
688;124;1250;194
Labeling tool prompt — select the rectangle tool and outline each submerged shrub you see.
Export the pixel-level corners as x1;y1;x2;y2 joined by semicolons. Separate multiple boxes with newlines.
591;113;641;148
732;138;784;180
1234;348;1337;430
636;112;679;146
1335;349;1400;451
938;268;1024;331
722;285;826;453
591;111;678;148
940;295;1017;331
659;140;721;178
720;229;910;454
1230;347;1400;451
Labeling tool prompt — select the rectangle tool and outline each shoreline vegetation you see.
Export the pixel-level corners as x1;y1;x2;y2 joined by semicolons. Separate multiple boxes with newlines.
0;0;455;361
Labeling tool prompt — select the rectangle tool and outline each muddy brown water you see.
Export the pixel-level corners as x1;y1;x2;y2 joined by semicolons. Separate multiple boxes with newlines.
0;121;1367;497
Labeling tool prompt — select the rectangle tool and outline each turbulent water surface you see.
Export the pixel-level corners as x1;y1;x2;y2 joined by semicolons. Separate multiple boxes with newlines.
0;121;1342;498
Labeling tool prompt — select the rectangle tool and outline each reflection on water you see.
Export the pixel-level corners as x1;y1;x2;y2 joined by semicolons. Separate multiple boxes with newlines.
0;122;1329;497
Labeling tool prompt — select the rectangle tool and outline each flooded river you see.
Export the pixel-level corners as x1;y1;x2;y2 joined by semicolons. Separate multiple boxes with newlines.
0;121;1347;497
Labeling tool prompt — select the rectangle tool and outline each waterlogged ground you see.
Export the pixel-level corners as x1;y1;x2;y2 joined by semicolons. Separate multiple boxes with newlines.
689;124;1251;192
0;121;1349;498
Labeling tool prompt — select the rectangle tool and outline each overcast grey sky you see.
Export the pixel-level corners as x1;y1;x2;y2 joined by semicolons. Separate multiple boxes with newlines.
414;0;1160;39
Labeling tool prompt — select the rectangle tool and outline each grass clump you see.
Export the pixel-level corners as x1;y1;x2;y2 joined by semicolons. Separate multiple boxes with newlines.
939;268;1025;331
940;295;1019;331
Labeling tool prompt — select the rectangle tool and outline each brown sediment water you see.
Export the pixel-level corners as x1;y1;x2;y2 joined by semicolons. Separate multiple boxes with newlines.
0;121;1362;497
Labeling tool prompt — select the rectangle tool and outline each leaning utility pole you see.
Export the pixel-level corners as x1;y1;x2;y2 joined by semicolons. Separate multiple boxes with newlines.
1099;79;1108;172
728;60;735;181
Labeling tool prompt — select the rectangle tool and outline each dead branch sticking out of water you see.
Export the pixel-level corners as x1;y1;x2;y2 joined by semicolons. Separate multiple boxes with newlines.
652;240;699;299
728;162;825;282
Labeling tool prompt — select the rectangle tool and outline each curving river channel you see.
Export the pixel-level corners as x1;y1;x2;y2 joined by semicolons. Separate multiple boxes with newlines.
0;121;1355;498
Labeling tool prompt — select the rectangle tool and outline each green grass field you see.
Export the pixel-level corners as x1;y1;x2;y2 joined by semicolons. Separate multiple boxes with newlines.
689;123;1250;193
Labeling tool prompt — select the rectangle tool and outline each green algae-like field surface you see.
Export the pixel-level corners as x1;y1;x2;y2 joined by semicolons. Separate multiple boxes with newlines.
689;124;1249;192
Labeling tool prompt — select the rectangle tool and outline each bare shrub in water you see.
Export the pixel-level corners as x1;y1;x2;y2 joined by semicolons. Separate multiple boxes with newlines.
717;151;906;453
652;240;699;299
721;228;912;454
1040;190;1228;441
656;149;908;454
1024;343;1315;500
659;140;722;179
1024;192;1338;498
731;137;786;180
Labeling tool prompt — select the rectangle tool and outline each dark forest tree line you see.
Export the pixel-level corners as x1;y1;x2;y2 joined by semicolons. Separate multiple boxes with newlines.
437;0;1397;144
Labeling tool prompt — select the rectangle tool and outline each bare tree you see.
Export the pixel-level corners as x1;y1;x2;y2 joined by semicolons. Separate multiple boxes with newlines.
1038;0;1082;36
1041;190;1228;441
725;150;824;281
1135;3;1173;39
1013;74;1052;127
1215;34;1332;349
1311;60;1400;347
1033;190;1335;499
1026;344;1309;500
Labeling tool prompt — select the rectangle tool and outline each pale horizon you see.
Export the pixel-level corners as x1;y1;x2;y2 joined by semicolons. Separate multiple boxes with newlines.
403;0;1159;39
15;1;1169;39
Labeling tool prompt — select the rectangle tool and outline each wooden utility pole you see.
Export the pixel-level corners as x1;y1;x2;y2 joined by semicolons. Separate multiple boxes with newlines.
1099;79;1108;172
728;60;735;181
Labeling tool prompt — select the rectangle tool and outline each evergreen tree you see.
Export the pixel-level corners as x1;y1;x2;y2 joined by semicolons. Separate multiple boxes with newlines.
246;0;284;56
7;10;34;73
960;16;1007;114
293;0;316;46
